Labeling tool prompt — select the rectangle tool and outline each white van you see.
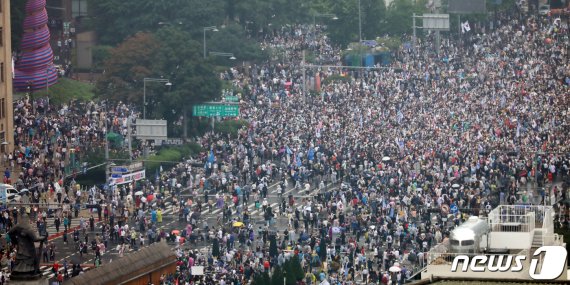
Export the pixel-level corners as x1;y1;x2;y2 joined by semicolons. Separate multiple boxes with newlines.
539;4;550;16
0;183;21;203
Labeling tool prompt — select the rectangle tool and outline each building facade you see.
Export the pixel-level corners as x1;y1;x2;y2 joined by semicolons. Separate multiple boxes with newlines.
0;0;14;155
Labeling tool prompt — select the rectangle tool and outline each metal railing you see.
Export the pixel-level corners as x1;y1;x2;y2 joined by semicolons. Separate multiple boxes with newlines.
488;212;535;232
488;205;554;232
535;234;565;247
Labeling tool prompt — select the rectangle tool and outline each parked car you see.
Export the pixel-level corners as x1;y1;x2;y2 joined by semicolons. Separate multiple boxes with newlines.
0;183;21;202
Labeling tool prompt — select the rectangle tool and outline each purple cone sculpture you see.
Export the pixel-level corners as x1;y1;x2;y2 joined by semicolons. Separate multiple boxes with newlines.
13;0;58;92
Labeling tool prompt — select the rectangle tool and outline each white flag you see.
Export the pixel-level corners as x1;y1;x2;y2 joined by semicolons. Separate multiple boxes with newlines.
461;21;471;34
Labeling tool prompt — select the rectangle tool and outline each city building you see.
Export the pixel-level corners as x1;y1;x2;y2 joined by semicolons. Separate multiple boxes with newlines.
0;0;14;155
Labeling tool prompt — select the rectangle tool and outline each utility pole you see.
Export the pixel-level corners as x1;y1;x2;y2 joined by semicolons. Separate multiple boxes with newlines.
143;79;146;119
105;105;110;182
45;69;49;115
358;0;362;43
127;116;133;162
302;50;307;103
435;4;441;55
458;14;461;35
413;13;417;51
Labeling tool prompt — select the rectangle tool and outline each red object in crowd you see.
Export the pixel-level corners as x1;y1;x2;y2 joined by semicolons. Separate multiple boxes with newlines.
548;172;553;182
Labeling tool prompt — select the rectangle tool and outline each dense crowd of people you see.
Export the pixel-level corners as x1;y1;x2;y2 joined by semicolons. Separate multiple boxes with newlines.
0;5;568;285
0;98;150;282
162;10;569;285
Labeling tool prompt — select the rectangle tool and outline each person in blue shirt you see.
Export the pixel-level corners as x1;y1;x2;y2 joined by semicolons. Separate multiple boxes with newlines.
151;208;157;224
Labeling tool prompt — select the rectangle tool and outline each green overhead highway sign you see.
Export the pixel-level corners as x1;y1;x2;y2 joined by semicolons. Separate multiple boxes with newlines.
225;96;239;102
192;103;239;117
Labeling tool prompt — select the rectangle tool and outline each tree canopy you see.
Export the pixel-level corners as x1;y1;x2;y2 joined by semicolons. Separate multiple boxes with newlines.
95;26;221;124
10;0;26;50
87;0;429;48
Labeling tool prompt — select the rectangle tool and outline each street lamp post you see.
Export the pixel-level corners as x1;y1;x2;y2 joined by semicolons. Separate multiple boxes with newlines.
203;26;219;59
45;69;49;115
208;52;236;60
358;0;362;43
143;78;172;119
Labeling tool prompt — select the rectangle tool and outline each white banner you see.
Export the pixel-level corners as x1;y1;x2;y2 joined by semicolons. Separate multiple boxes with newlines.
109;170;145;186
191;266;204;276
461;21;471;33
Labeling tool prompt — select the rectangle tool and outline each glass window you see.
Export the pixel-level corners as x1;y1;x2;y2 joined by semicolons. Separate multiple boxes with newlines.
463;240;475;246
450;240;460;246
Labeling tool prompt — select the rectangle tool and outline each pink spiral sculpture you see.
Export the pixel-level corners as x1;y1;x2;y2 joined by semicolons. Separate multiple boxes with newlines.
14;0;58;92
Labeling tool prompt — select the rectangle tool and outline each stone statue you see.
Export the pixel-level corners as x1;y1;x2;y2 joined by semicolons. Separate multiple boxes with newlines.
8;214;47;279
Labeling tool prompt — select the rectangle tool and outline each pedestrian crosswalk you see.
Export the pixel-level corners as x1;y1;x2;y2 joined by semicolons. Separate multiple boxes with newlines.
38;214;96;239
35;182;336;239
2;265;92;281
196;183;336;218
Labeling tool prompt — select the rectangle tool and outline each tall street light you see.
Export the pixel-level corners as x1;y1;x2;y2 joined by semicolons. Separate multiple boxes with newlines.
209;52;237;60
358;0;362;43
203;26;219;59
143;78;172;119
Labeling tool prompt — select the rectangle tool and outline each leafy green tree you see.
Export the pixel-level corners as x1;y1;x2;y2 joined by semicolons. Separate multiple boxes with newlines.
283;259;296;285
95;32;160;103
315;0;387;46
10;0;27;50
385;0;426;36
319;239;328;261
252;273;264;285
207;23;269;63
252;271;271;285
326;0;360;46
289;254;305;283
361;0;387;38
92;45;113;70
152;26;221;138
271;265;285;285
96;26;221;137
88;0;226;45
269;235;278;258
212;238;220;258
283;255;305;285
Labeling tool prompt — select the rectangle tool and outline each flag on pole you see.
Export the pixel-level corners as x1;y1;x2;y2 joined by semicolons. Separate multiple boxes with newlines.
208;150;215;163
461;21;471;33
